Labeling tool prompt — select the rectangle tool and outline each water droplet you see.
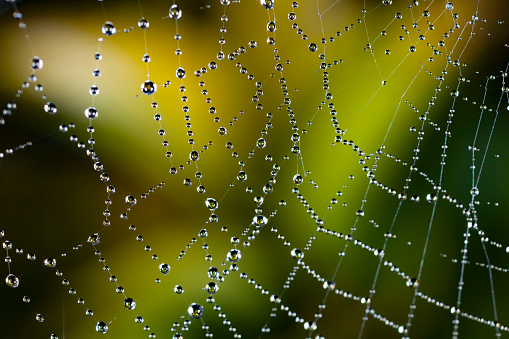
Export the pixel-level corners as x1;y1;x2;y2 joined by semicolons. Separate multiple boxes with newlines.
176;67;186;79
174;285;184;294
252;215;268;227
237;171;247;181
426;193;437;203
44;102;57;114
138;18;149;29
208;267;219;279
190;150;199;161
382;0;392;4
159;263;171;274
308;43;317;52
406;277;419;288
293;174;303;185
169;5;182;20
205;282;219;294
5;274;19;288
291;248;304;259
260;0;274;10
124;297;136;310
3;240;12;249
35;314;44;322
96;321;108;334
257;138;266;148
44;258;56;268
125;195;137;206
89;85;99;95
267;21;276;32
141;80;157;95
101;21;116;36
227;249;241;262
270;295;281;304
84;107;98;119
187;303;204;319
323;280;336;290
87;233;100;245
450;89;459;97
31;56;43;70
199;229;208;238
205;198;218;211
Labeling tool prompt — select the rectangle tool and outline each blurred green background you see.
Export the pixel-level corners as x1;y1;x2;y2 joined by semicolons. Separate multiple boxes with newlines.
0;0;508;338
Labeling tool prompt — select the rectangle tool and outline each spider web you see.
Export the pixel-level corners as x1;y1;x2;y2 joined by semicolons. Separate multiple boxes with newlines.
1;0;508;338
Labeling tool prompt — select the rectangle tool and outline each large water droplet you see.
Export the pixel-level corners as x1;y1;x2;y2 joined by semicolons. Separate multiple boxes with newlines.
138;17;149;29
44;102;57;114
84;107;98;119
205;198;218;211
31;56;43;70
101;21;116;36
169;5;182;20
5;274;19;288
187;303;204;319
96;321;108;334
260;0;274;9
205;282;219;294
124;297;136;310
87;233;100;245
141;80;157;95
227;249;241;262
159;263;171;274
176;67;186;79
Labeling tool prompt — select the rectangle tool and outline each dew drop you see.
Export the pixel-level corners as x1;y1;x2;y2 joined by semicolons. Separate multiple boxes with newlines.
138;17;149;29
96;321;108;334
124;297;136;310
125;195;137;206
169;5;182;20
237;171;247;181
426;193;437;203
141;80;157;95
176;67;186;79
257;138;266;148
205;282;219;294
205;198;218;211
291;248;304;259
260;0;274;10
87;233;100;245
101;21;116;36
31;56;43;70
187;303;204;319
227;249;241;262
44;258;56;268
159;263;171;274
190;150;199;161
252;215;268;227
89;85;99;95
44;102;57;114
84;107;98;119
208;267;219;279
5;274;19;288
406;277;419;288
